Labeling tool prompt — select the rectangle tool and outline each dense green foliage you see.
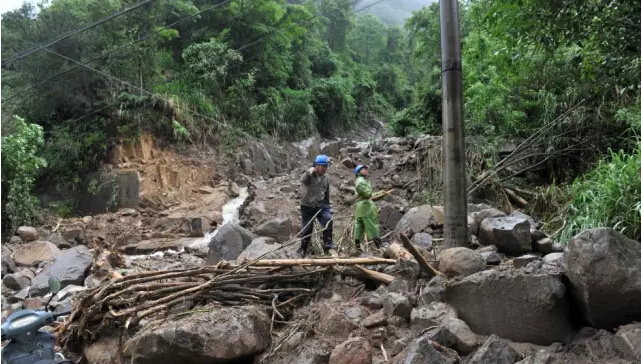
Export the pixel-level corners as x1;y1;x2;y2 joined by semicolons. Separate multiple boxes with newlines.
1;116;47;229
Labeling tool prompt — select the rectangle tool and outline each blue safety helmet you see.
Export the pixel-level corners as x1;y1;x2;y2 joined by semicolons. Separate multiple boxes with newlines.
354;164;368;176
314;154;330;166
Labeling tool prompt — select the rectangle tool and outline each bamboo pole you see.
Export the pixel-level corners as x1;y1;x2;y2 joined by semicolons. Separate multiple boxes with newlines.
247;257;397;267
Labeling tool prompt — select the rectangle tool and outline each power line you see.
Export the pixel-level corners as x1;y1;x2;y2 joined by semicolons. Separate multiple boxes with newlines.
2;0;233;105
1;0;154;68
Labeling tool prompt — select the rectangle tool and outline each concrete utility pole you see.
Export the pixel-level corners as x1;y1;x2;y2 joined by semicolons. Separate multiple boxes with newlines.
440;0;467;248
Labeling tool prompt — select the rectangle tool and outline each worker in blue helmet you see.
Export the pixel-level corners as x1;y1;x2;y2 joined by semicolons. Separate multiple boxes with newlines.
353;164;381;252
298;154;335;257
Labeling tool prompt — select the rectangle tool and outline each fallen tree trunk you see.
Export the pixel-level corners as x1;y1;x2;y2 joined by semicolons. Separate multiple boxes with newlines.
247;257;397;267
355;265;395;284
399;233;443;277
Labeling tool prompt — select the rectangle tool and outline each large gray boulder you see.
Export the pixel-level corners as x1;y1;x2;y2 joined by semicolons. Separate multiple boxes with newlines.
393;334;450;364
130;306;270;364
442;269;573;345
236;237;295;262
12;241;61;266
565;228;641;329
468;335;521;364
394;205;443;235
17;226;38;241
479;216;531;255
438;247;486;277
206;223;256;264
470;208;505;236
253;217;292;243
31;245;93;296
379;202;404;231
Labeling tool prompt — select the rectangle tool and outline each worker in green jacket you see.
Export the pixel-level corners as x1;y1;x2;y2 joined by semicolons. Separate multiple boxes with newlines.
353;165;382;251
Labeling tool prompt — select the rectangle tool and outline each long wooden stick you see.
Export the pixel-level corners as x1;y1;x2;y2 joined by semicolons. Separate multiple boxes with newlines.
386;242;412;260
399;233;443;277
355;265;395;284
248;257;397;267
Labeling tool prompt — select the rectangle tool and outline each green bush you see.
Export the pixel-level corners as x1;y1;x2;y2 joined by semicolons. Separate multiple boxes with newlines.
559;142;641;242
1;116;47;230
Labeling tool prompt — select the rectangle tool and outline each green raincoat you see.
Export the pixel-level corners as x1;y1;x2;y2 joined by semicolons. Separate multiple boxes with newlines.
354;176;380;241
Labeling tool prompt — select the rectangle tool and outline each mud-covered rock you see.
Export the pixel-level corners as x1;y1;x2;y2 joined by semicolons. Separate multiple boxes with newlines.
17;226;38;241
12;241;61;266
393;334;450;364
318;303;358;337
566;228;641;329
362;311;387;328
329;337;372;364
479;217;531;255
30;245;93;296
236;237;294;262
410;302;457;331
253;217;292;243
438;247;486;277
468;335;521;364
206;223;255;264
442;269;573;345
130;306;270;364
384;292;412;322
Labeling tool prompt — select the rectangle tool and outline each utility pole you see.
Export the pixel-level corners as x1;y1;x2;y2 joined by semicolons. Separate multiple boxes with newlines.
440;0;467;248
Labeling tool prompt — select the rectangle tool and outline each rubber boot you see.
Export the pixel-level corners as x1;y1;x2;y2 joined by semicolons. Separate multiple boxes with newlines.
297;240;310;257
373;237;382;248
353;240;363;256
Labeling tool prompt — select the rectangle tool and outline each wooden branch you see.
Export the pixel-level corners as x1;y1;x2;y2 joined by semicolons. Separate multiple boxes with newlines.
372;189;394;201
386;242;412;260
399;233;443;277
355;265;395;284
247;257;397;267
503;187;528;207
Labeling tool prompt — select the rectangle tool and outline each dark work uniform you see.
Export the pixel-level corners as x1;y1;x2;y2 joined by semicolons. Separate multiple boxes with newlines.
299;169;334;256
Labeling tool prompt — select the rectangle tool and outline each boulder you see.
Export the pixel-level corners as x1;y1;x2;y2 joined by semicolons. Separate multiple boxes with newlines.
130;306;270;364
533;238;554;254
471;208;505;235
378;203;404;231
253;217;292;243
329;337;372;364
614;323;641;360
510;210;539;229
468;335;521;364
410;302;457;331
442;269;573;345
438;247;486;277
236;237;294;262
417;275;447;306
393;334;450;364
30;245;93;296
17;226;38;241
12;241;61;266
411;233;433;251
1;246;17;276
480;251;501;265
394;205;443;235
541;252;565;276
383;292;412;322
206;223;256;264
2;269;32;290
513;254;538;269
479;217;531;255
565;228;641;329
443;318;479;354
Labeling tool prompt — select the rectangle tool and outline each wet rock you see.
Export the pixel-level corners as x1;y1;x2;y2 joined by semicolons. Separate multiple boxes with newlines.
384;292;412;322
516;350;551;364
2;269;32;290
394;205;444;235
443;318;479;354
253;217;292;243
533;238;554;254
471;208;506;235
206;223;256;264
131;306;270;364
17;226;38;241
566;228;641;329
417;275;447;306
410;302;458;332
468;335;521;364
513;254;538;269
362;311;387;329
329;337;372;364
442;269;573;345
30;245;93;296
480;251;501;265
438;247;486;277
237;237;294;262
393;334;450;364
411;233;433;251
614;323;641;360
479;217;531;255
361;292;384;310
12;241;61;266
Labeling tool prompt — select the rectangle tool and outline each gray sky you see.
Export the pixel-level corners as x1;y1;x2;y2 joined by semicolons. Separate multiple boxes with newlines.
1;0;37;15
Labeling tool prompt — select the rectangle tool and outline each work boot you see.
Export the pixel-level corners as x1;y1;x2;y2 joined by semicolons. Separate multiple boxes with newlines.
322;243;336;255
373;237;382;248
297;240;310;257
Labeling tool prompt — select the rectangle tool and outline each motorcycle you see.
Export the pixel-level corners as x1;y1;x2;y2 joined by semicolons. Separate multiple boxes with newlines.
1;277;72;364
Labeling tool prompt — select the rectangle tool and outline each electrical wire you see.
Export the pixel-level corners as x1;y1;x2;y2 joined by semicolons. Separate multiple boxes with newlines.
1;0;154;68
